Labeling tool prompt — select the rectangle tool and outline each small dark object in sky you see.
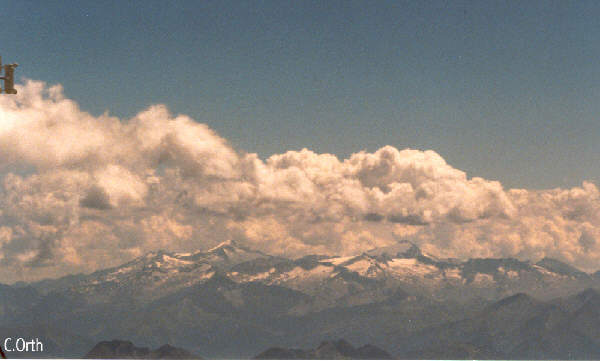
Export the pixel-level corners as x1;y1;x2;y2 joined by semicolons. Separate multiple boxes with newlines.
0;56;18;94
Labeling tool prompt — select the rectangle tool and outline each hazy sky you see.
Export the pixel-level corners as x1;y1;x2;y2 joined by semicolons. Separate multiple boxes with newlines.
3;0;599;190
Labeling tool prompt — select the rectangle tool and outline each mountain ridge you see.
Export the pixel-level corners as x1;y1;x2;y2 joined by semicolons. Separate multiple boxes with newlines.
18;240;597;306
1;240;599;358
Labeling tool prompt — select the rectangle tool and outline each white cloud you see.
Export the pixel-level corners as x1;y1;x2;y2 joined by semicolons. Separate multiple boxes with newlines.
0;80;599;282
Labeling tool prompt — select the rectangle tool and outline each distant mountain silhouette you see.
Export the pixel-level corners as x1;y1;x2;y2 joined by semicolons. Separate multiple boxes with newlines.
85;340;200;359
254;339;393;359
401;342;504;360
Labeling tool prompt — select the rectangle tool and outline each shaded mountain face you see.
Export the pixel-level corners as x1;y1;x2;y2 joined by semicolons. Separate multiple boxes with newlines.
85;340;200;359
394;288;600;360
555;288;600;343
0;284;41;324
400;342;505;360
85;340;151;359
253;339;393;360
4;240;600;358
536;257;591;279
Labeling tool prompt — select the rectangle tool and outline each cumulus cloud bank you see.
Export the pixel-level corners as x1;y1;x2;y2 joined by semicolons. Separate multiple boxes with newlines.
0;80;598;282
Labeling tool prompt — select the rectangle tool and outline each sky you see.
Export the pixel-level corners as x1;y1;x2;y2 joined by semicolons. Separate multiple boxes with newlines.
1;1;600;282
3;0;600;189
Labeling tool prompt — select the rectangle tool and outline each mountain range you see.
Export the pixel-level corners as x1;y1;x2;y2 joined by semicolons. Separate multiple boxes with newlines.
1;240;599;358
83;338;392;360
85;340;199;359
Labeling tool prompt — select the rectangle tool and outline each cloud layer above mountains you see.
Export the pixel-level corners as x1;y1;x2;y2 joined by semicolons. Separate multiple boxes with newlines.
0;80;599;282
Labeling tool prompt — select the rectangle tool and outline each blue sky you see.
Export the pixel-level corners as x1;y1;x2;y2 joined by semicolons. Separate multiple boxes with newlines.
2;0;600;189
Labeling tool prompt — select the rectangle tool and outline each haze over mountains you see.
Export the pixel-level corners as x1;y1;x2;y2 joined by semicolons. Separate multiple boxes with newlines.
83;338;391;360
253;339;393;360
1;240;599;358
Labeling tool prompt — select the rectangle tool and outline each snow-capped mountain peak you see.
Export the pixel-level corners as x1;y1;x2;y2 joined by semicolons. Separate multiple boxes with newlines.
207;239;240;252
204;239;270;265
365;240;422;259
